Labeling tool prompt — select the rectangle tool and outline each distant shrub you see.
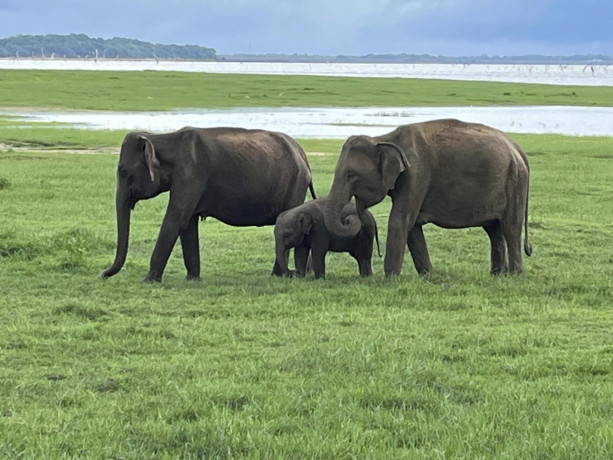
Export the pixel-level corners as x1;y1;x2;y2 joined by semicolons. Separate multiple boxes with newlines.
0;177;10;190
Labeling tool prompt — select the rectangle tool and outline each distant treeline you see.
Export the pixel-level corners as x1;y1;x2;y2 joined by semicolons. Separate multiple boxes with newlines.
1;34;611;64
222;52;613;65
0;34;216;60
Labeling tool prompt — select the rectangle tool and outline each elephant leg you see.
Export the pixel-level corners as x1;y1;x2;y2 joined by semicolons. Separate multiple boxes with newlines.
311;246;327;279
483;221;507;274
352;239;373;277
406;225;432;275
180;215;201;281
352;252;373;277
294;246;310;278
502;221;524;274
145;205;192;282
384;208;412;276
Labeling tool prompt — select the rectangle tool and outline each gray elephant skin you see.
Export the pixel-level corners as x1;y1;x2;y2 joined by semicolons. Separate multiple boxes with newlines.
274;198;380;279
101;127;316;282
324;119;532;276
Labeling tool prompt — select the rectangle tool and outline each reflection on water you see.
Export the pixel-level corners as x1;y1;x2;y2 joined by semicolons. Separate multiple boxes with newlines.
5;106;613;138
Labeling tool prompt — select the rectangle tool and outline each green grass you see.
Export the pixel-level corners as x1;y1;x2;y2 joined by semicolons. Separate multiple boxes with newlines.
0;132;611;458
2;69;613;110
1;72;611;457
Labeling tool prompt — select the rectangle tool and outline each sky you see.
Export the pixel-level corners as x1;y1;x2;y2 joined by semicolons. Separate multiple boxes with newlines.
1;0;612;57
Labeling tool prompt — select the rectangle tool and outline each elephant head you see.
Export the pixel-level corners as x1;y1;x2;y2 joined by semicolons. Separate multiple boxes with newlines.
273;210;312;276
325;136;409;238
101;133;164;279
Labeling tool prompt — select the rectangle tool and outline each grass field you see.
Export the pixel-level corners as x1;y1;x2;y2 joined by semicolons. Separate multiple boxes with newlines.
0;72;612;458
2;69;613;111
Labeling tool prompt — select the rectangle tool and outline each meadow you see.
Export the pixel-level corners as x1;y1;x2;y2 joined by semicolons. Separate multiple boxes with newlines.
2;68;613;111
0;71;612;458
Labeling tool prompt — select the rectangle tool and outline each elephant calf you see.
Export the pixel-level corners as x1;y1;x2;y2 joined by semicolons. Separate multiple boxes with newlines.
274;198;380;279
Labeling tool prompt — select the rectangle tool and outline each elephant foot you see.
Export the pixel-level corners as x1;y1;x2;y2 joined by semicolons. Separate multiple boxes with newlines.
490;261;509;275
272;270;295;278
186;274;201;281
142;272;162;283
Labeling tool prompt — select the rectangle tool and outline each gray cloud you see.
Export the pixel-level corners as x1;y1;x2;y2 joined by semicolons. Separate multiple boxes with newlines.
1;0;612;56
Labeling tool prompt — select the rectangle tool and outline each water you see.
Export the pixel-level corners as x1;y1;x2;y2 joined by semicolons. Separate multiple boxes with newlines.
8;106;613;138
2;59;613;86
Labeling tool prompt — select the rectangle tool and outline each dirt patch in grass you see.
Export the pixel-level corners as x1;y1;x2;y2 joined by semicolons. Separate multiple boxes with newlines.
0;141;117;155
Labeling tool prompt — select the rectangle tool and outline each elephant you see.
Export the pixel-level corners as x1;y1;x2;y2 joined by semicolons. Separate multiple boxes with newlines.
273;198;380;279
324;119;532;276
101;126;316;282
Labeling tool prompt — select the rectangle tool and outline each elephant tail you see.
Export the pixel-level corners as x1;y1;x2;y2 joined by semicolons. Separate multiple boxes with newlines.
524;180;533;257
308;180;317;200
374;217;382;257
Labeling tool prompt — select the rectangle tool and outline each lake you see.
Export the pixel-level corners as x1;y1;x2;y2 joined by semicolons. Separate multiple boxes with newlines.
7;106;613;138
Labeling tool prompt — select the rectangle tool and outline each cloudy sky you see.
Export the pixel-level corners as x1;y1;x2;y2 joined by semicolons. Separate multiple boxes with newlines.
1;0;612;57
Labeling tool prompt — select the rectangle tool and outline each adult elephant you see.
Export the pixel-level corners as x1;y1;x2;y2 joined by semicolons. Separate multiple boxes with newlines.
101;127;316;282
324;119;532;276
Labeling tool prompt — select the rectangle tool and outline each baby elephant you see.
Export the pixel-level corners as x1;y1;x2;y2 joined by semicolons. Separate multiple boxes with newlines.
274;198;380;279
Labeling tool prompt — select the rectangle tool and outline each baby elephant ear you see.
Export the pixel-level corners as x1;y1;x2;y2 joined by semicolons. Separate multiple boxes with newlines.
377;142;410;191
299;213;313;235
140;135;158;182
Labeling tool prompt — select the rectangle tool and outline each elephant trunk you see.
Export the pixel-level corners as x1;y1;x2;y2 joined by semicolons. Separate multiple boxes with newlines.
100;181;131;280
324;182;361;238
274;245;292;277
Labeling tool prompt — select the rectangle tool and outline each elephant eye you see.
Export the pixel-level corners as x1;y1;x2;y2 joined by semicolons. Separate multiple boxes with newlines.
118;168;135;185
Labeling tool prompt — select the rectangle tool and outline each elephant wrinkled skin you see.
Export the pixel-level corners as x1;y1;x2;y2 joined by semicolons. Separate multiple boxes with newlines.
324;119;532;276
274;198;380;279
101;127;315;282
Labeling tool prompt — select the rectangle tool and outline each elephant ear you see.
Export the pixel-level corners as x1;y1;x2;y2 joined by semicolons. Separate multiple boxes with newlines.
140;135;158;182
299;213;313;235
377;142;410;191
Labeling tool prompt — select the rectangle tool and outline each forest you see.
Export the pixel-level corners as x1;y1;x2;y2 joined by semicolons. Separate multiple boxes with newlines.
0;34;217;60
